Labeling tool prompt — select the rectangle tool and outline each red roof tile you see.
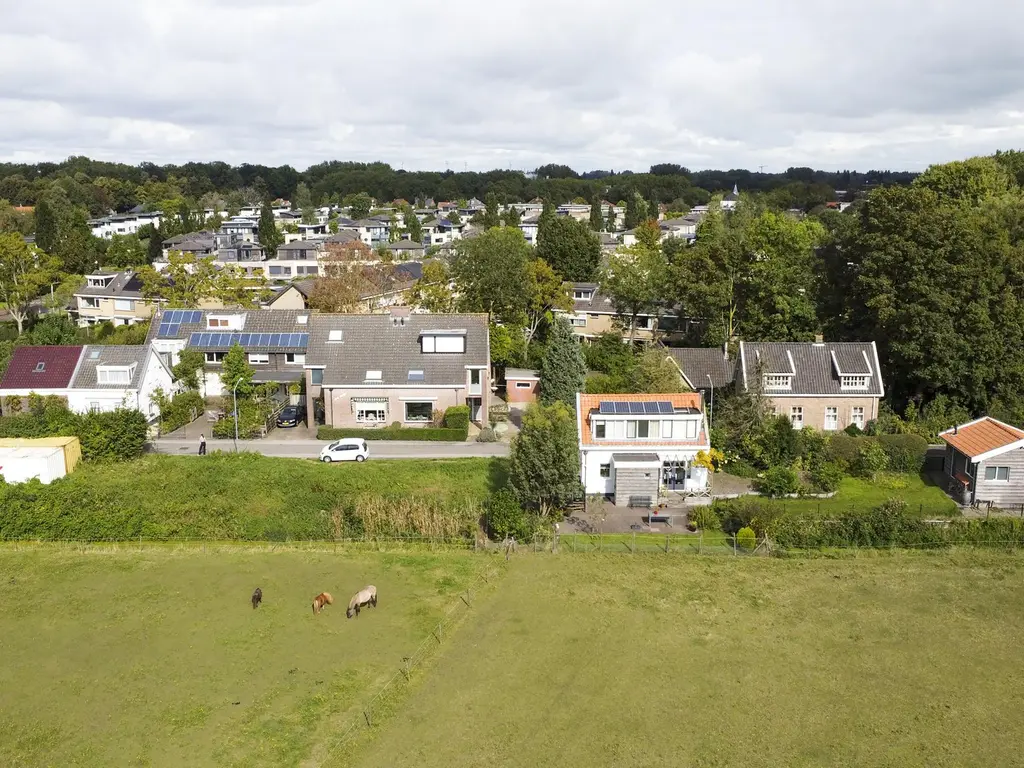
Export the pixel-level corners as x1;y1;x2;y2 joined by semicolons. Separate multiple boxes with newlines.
940;417;1024;459
0;346;83;389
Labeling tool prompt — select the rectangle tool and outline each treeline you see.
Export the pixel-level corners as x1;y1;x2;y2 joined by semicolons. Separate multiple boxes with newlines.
0;156;918;217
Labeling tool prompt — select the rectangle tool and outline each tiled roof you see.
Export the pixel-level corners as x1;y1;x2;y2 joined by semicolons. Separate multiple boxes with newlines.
306;312;488;387
74;271;149;299
0;346;84;389
577;392;706;447
666;347;735;389
388;239;424;250
278;240;321;251
738;341;883;397
145;308;312;350
940;417;1024;459
71;345;150;389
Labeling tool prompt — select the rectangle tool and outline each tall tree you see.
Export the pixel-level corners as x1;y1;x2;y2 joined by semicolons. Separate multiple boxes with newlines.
30;312;79;345
139;251;220;307
146;227;164;264
524;258;572;349
624;191;648;230
292;182;313;212
538;198;556;240
536;216;602;282
503;205;521;228
451;226;531;324
403;208;423;243
508;401;583;516
308;257;370;312
600;242;667;342
105;233;147;268
258;201;283;257
0;234;62;335
409;260;456;313
538;316;586;407
343;192;372;219
482;193;501;229
589;193;604;231
605;203;617;232
215;266;271;309
648;194;661;221
220;342;255;399
34;196;59;255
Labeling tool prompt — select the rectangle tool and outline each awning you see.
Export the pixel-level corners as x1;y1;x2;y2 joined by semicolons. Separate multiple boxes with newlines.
953;471;971;486
252;370;303;383
611;453;662;467
351;397;389;413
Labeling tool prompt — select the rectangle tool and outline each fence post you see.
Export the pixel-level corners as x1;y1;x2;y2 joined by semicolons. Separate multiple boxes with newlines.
599;533;603;552
698;532;703;554
665;533;670;553
632;531;636;554
733;535;737;556
573;533;577;553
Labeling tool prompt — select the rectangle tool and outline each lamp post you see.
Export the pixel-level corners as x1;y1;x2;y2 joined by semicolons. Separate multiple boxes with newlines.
232;377;244;453
706;374;714;431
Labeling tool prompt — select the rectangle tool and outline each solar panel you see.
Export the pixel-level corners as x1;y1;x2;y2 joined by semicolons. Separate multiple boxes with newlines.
598;402;614;415
269;333;282;347
628;402;645;414
643;402;660;414
614;402;630;414
186;310;202;323
166;323;180;336
157;323;171;336
658;401;675;414
288;333;302;347
297;333;308;346
260;333;272;346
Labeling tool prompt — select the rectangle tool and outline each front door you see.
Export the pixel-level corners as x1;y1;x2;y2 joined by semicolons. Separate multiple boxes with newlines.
468;397;482;422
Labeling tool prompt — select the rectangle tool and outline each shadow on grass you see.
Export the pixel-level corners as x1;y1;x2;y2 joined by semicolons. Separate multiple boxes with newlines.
485;457;510;494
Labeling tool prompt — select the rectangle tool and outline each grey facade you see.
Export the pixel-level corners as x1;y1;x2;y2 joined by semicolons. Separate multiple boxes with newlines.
945;444;1024;507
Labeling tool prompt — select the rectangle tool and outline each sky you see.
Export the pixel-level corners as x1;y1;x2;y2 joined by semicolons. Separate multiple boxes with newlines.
2;0;1023;174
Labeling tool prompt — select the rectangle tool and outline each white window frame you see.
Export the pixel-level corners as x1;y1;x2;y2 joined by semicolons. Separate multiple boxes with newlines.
404;401;434;423
96;366;133;385
684;419;697;439
248;353;269;365
984;466;1010;482
763;374;793;391
80;297;100;309
356;406;387;423
790;406;804;429
570;314;587;327
841;375;870;390
205;352;226;364
207;317;230;329
327;330;344;342
114;299;134;312
662;420;673;439
851;406;865;429
365;370;382;382
824;406;838;431
285;353;305;365
599;463;611;478
515;382;531;389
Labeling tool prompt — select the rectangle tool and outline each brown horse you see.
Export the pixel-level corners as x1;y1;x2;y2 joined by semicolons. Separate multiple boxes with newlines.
251;587;262;609
312;592;333;615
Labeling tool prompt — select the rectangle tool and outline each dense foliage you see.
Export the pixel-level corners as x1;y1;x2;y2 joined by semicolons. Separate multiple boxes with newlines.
317;426;468;442
508;402;583;515
0;399;147;461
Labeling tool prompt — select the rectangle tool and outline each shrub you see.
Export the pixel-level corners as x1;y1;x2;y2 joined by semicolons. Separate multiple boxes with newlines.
488;402;510;424
726;459;759;478
3;395;22;415
485;489;530;540
844;423;863;436
317;425;468;441
877;433;928;473
213;400;271;439
827;434;866;469
757;466;801;497
0;405;147;461
476;427;498;443
156;390;205;435
688;505;720;531
809;461;845;493
736;526;757;550
443;405;470;431
855;440;890;479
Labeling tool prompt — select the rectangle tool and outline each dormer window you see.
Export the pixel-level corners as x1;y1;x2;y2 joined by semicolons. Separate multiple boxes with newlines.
421;330;466;353
97;363;136;385
841;375;869;390
206;315;243;330
763;374;793;391
573;290;593;300
365;370;382;382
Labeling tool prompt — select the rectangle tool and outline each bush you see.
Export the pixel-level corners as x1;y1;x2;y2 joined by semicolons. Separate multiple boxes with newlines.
855;440;890;479
843;423;863;436
485;489;531;540
213;400;271;439
156;390;205;435
736;526;757;550
476;427;498;443
810;461;845;493
443;405;470;431
877;433;928;473
726;459;759;478
0;405;147;462
488;402;510;424
827;434;865;469
317;425;468;441
688;505;720;531
757;466;801;497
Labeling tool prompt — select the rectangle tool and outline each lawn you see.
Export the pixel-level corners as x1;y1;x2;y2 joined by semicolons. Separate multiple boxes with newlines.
0;454;508;540
718;471;958;516
0;547;487;767
354;552;1024;768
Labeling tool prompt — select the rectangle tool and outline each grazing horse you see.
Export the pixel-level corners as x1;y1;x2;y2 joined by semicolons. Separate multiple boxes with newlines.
347;585;377;618
251;587;262;609
312;592;333;615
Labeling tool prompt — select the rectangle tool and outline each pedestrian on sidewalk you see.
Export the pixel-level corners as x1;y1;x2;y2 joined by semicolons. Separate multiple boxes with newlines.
198;433;207;455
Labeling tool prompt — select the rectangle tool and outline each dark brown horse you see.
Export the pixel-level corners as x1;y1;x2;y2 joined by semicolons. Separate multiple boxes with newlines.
251;588;262;609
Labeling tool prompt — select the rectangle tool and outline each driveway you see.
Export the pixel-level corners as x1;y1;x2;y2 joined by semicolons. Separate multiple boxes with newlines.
148;437;509;460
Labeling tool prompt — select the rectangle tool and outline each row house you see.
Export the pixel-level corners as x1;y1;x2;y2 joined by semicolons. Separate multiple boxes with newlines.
556;282;673;343
74;271;157;327
88;209;163;239
264;240;323;280
421;218;465;246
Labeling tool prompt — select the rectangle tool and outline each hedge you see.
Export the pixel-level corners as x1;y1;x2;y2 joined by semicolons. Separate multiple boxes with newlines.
443;405;470;431
318;425;468;442
0;406;147;462
827;433;928;473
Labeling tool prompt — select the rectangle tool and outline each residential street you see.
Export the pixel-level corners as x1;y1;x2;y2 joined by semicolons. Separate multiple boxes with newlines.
147;438;509;460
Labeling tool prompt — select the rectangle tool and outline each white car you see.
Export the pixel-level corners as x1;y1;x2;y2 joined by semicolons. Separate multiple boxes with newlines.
319;438;370;463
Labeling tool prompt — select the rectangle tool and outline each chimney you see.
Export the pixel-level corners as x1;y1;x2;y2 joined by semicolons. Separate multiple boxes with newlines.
389;305;411;327
954;424;958;435
723;342;729;361
814;334;824;344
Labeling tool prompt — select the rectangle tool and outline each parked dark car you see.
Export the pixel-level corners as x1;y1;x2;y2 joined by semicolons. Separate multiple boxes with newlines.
276;405;306;428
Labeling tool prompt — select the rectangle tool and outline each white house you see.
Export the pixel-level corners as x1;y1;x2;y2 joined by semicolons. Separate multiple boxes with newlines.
576;392;711;505
519;215;540;245
88;210;164;239
720;185;740;212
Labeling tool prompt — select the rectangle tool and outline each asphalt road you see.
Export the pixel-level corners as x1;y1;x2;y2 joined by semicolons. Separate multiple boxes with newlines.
147;438;509;460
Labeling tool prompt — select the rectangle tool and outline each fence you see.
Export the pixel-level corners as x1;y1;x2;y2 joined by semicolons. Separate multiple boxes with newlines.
330;564;504;750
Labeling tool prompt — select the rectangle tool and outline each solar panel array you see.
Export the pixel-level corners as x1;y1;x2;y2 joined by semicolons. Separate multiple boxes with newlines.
157;310;203;337
187;332;309;348
597;401;675;415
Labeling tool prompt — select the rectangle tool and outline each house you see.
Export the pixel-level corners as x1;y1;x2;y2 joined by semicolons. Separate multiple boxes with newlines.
504;368;539;405
736;341;884;431
89;210;163;239
303;308;490;429
217;241;266;269
350;219;390;245
555;282;673;342
388;239;425;259
421;218;465;247
357;261;423;311
576;392;711;505
146;308;313;399
666;345;735;399
162;231;216;259
720;185;740;212
217;216;260;244
264;240;322;280
0;345;174;422
557;203;591;222
74;270;158;327
659;215;700;242
266;280;315;310
519;215;540;246
940;417;1024;507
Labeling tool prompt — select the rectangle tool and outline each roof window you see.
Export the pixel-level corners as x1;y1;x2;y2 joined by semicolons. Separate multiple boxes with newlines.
34;362;45;372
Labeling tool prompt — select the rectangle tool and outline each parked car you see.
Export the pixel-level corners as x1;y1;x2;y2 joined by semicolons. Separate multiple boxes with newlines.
319;438;369;463
276;405;306;428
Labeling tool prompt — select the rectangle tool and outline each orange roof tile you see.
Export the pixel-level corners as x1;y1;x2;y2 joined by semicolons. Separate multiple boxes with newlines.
578;393;706;447
940;417;1024;459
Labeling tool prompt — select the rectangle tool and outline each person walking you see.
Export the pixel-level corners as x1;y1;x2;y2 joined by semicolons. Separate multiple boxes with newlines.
198;433;207;456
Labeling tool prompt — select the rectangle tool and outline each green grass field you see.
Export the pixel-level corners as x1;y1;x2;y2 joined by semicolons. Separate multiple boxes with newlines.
718;472;958;516
356;552;1024;768
0;547;487;767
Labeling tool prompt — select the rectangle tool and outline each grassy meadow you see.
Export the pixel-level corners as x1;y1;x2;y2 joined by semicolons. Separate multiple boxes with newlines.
355;552;1024;768
0;547;487;767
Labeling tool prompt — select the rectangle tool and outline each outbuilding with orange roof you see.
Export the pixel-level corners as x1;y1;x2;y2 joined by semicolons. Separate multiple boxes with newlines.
939;417;1024;507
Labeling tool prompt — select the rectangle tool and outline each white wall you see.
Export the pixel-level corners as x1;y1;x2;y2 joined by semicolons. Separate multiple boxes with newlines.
580;448;704;496
138;349;176;419
67;390;137;414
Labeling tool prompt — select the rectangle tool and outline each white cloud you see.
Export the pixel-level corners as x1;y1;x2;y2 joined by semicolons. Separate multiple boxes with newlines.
1;0;1023;172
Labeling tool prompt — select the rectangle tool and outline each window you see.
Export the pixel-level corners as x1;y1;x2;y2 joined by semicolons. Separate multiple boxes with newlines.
637;420;649;438
851;406;865;429
599;463;611;478
662;420;673;439
470;369;481;385
408;370;424;382
405;402;433;422
763;374;793;390
310;369;323;385
328;330;344;342
207;318;229;328
421;334;466;353
635;316;652;330
365;370;382;382
626;421;637;439
824;406;838;431
356;406;387;423
114;299;134;312
97;366;133;385
34;362;45;372
984;466;1011;481
573;290;593;300
90;402;101;413
205;352;226;363
248;353;269;365
515;381;531;389
80;297;100;309
841;375;870;390
570;315;587;327
790;406;803;429
594;422;606;439
286;353;305;365
684;420;698;439
297;315;309;325
269;266;282;276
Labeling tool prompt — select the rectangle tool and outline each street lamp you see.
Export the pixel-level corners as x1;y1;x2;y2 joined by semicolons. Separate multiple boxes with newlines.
706;374;714;431
232;377;245;453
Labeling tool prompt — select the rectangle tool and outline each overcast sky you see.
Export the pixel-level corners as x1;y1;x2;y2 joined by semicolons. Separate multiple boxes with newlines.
2;0;1023;173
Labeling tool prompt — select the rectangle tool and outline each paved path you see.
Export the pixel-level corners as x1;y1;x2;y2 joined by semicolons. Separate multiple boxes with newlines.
147;438;509;460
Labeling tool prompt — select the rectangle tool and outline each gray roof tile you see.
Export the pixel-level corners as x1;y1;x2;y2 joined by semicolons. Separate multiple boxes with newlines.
71;345;151;389
666;347;735;389
738;341;883;396
74;271;148;299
